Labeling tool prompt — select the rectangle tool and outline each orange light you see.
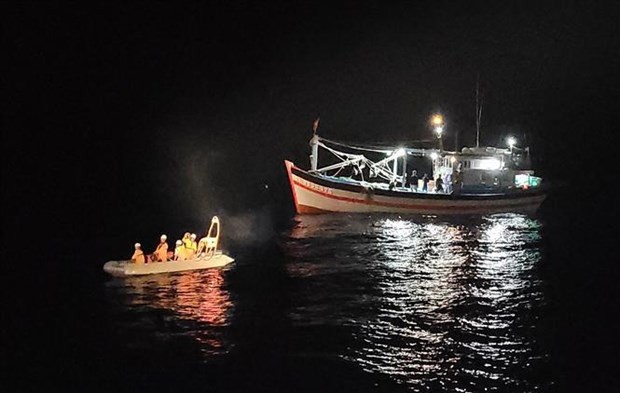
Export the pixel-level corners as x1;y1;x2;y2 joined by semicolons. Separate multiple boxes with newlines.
431;114;444;127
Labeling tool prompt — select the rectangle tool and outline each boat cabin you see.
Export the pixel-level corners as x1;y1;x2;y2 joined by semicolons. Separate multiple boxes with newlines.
305;133;542;195
433;146;541;193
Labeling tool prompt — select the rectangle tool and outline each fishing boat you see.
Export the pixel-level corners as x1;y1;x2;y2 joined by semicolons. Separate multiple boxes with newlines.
285;115;546;215
103;216;234;277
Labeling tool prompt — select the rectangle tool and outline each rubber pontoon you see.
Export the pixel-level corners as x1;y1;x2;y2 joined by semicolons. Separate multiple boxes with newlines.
103;252;234;277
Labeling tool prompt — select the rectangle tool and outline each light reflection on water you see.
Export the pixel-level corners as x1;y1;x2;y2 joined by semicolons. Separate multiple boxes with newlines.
284;213;548;392
102;213;548;391
105;268;233;357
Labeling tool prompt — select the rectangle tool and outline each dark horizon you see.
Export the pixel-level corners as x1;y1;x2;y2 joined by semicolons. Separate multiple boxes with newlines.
3;2;620;392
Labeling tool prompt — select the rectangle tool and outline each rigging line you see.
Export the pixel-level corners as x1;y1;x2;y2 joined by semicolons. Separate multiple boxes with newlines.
317;142;347;161
318;141;367;160
319;137;437;153
319;137;395;153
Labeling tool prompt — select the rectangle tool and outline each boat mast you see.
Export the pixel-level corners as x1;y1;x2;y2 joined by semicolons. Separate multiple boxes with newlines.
310;117;320;171
476;74;483;148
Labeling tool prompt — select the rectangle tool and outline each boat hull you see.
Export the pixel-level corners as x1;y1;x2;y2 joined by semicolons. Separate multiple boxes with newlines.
285;160;546;215
103;252;234;277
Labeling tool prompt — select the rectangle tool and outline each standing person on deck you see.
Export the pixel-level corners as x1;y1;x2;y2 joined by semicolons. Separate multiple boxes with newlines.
422;173;429;192
435;174;444;193
410;170;419;192
444;173;452;194
131;243;145;264
151;234;168;262
453;163;463;195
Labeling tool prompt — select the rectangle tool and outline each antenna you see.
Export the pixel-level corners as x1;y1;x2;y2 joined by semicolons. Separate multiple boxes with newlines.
476;74;483;148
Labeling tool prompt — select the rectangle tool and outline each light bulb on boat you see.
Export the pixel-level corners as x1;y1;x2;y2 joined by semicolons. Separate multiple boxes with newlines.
480;158;501;170
431;114;444;127
430;152;438;160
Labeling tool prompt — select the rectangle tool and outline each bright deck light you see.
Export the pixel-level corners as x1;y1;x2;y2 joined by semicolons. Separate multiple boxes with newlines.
395;148;406;157
507;137;516;148
479;158;501;170
430;152;438;160
431;114;444;127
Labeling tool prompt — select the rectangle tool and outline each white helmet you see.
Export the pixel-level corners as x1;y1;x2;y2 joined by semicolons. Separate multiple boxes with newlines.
161;234;167;241
176;240;182;246
134;243;141;248
190;233;197;239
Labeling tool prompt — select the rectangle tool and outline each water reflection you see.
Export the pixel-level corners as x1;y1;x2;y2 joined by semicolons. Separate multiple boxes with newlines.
105;268;233;356
284;213;548;391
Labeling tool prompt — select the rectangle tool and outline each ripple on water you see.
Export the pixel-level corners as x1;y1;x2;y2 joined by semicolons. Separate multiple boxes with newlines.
284;213;549;392
105;268;234;357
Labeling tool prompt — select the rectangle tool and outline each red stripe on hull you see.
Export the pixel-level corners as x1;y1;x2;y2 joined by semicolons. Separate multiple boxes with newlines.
285;161;545;214
297;204;331;214
293;179;542;211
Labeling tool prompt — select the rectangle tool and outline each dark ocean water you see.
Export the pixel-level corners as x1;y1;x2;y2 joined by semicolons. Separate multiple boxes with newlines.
5;189;618;393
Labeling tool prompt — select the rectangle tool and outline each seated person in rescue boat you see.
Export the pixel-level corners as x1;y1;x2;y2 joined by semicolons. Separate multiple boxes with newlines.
131;243;145;264
151;234;168;262
174;240;185;261
182;232;192;249
186;233;198;259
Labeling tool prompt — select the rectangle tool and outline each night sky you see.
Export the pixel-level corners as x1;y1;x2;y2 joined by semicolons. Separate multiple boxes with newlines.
3;3;620;392
3;1;619;256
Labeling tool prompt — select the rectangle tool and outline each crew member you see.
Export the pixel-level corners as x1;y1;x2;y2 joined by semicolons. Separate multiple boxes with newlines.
410;170;419;192
182;232;191;249
152;234;168;262
174;240;185;261
131;243;145;264
435;174;444;193
187;233;198;258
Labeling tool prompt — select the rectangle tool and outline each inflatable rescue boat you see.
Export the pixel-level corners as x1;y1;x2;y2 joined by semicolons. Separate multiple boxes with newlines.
103;216;234;277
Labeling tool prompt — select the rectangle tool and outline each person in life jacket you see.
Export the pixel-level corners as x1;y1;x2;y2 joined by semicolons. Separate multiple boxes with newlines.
131;243;145;264
151;234;168;262
187;233;198;259
182;232;191;249
174;240;185;261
